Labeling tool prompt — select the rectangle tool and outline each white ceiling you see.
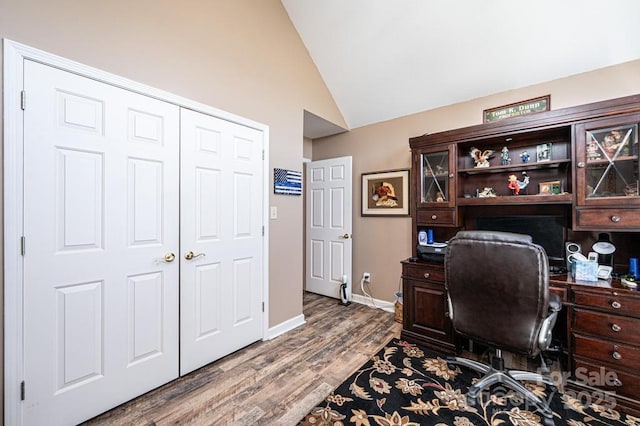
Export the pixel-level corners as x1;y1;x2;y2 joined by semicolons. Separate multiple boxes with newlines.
283;0;640;133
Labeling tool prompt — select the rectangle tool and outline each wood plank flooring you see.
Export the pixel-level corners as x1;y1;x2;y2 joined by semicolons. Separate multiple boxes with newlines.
83;292;401;426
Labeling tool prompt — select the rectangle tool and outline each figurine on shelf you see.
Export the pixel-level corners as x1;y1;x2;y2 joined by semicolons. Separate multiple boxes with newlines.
470;147;494;168
520;151;530;163
603;129;629;156
586;138;601;161
500;146;511;165
436;192;445;202
477;187;497;198
507;171;529;195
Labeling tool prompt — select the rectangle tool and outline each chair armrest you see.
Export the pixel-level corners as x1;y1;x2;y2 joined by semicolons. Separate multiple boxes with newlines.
548;293;561;313
538;293;561;351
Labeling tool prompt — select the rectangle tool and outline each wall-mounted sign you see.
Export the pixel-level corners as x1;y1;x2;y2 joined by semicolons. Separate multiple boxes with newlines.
483;95;550;123
274;168;302;195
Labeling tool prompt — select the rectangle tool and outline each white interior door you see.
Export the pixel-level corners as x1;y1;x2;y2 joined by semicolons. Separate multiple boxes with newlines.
305;156;353;299
179;108;264;375
22;60;180;425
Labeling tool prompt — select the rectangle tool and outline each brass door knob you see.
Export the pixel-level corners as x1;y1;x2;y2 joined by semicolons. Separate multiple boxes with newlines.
164;253;176;263
184;251;206;260
341;234;351;239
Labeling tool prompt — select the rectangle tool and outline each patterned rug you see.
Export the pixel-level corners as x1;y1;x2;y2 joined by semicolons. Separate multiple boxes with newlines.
299;339;636;425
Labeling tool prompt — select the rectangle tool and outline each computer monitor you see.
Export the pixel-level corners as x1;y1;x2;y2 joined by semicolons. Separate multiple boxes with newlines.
476;215;566;261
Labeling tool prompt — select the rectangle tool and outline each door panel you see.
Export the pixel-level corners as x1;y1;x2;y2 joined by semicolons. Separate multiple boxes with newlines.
305;157;353;299
180;109;264;375
23;60;180;426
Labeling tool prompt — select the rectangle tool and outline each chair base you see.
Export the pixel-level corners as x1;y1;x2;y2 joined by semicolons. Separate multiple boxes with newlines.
448;355;556;425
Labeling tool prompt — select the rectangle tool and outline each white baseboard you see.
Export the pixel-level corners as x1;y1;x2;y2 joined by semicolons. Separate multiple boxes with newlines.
266;314;306;340
351;293;395;313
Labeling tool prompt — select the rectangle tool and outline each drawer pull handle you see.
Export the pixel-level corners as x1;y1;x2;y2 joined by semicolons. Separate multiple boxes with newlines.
613;378;622;387
612;351;622;360
431;215;437;220
611;215;621;223
611;324;622;332
611;301;621;309
424;273;430;279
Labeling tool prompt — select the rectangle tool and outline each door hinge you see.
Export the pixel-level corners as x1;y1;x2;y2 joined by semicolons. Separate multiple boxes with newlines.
20;90;26;110
262;150;264;160
262;226;264;236
20;236;26;256
262;302;265;312
20;381;25;401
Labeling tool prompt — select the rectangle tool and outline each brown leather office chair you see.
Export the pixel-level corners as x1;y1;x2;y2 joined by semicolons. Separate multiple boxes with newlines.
444;230;561;425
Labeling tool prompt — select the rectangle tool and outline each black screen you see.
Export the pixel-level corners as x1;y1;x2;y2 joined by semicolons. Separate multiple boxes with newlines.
476;215;565;260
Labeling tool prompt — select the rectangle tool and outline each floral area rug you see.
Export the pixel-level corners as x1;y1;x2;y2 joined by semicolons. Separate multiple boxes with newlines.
299;339;637;425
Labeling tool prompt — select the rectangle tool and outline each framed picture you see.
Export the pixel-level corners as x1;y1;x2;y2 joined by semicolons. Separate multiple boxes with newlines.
361;169;410;216
538;180;562;195
537;143;552;162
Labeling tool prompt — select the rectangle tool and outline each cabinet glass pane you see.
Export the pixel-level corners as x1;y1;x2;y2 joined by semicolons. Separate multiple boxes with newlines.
584;124;639;199
421;151;449;203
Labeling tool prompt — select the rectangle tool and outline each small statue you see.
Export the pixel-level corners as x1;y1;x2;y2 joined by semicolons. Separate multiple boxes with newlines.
586;138;601;161
500;146;511;165
603;129;629;156
436;192;445;202
470;147;494;168
520;151;530;163
477;187;497;198
507;172;530;195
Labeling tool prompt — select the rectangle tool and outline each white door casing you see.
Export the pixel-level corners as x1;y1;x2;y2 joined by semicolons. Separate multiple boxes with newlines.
4;40;270;426
179;108;264;375
305;157;353;299
22;60;180;426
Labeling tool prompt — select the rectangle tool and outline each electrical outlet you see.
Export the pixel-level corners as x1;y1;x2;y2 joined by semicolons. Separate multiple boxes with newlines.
363;272;371;283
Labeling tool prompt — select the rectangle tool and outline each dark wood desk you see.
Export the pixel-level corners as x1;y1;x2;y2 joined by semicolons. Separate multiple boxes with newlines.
401;260;640;416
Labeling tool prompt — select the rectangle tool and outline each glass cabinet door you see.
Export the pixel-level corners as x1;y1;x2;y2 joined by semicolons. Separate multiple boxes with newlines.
577;117;639;205
420;146;455;207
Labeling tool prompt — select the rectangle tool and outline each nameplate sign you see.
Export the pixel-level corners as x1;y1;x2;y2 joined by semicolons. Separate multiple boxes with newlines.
483;95;550;123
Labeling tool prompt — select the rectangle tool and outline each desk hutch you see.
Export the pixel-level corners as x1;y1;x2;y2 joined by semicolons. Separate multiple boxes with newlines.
403;94;640;415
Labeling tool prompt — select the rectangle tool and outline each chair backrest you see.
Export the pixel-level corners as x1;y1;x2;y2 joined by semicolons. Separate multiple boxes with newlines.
444;230;550;356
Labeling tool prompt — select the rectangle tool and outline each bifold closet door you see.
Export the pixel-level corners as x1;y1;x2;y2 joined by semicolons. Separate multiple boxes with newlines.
22;60;180;426
179;108;264;375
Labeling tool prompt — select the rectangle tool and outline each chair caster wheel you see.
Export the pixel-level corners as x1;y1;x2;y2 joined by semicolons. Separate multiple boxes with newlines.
542;415;555;426
466;395;477;407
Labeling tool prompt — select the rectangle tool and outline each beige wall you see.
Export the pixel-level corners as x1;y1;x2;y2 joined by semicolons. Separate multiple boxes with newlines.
313;59;640;304
0;0;347;413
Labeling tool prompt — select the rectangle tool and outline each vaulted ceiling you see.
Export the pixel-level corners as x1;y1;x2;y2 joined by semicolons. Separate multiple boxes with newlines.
282;0;640;134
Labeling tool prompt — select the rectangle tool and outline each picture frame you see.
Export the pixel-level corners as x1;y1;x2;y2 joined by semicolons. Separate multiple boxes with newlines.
537;143;552;162
361;169;410;216
538;180;562;195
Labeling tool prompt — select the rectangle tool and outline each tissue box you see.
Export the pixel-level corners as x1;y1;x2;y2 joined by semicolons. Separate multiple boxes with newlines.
574;260;598;282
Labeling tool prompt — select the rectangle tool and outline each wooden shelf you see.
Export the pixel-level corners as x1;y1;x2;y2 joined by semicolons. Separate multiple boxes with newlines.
585;155;638;166
457;193;573;206
458;159;570;175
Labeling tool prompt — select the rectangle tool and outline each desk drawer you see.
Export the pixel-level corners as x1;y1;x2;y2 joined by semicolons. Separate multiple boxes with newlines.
403;263;445;283
573;289;640;317
574;358;640;401
416;209;457;226
573;334;640;372
573;308;640;343
575;208;640;230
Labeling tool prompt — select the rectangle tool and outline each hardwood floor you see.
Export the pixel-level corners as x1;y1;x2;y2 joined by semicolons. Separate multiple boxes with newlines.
83;292;401;426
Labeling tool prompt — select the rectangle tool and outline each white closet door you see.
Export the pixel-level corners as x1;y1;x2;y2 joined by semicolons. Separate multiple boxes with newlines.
22;60;180;426
180;108;264;375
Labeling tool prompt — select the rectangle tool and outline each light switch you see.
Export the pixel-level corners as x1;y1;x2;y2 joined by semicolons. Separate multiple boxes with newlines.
270;206;278;219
